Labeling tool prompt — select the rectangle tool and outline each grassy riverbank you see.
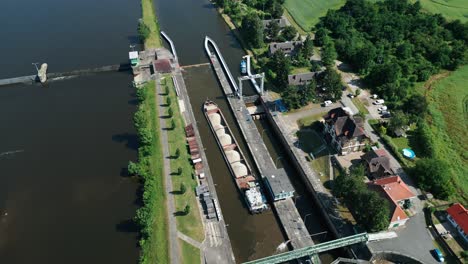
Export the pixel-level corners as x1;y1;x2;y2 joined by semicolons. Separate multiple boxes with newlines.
422;66;468;202
163;75;204;242
131;81;169;264
141;0;162;48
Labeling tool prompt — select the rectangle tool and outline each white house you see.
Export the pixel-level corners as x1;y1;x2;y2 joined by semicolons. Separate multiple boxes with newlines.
446;203;468;243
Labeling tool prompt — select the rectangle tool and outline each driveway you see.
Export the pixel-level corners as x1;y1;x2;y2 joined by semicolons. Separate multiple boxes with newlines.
368;213;439;264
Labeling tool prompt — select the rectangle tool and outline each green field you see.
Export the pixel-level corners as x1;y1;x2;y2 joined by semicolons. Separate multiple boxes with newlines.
284;0;346;31
164;76;204;242
141;0;162;48
425;65;468;202
416;0;468;22
179;239;201;264
284;0;467;33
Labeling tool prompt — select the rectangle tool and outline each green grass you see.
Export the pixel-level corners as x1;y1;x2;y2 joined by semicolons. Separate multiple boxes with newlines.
291;67;312;74
284;0;347;31
163;76;204;243
138;81;169;264
352;97;370;115
424;65;468;202
297;112;327;127
311;156;330;182
179;239;201;264
415;0;468;22
141;0;162;48
391;136;410;151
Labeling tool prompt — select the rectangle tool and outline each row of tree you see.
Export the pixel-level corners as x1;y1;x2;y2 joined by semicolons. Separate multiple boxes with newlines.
127;84;162;255
333;166;390;232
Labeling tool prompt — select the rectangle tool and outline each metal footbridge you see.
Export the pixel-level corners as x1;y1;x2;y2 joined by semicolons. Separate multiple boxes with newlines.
243;233;369;264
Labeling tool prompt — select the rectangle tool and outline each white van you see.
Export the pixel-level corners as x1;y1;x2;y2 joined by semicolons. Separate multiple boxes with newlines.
323;100;332;107
378;106;388;112
373;99;385;105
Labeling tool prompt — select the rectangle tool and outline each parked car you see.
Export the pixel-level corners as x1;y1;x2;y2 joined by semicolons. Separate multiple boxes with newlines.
372;94;378;99
373;99;385;105
347;93;354;98
378;106;388;112
381;111;391;118
432;248;445;262
323;100;332;107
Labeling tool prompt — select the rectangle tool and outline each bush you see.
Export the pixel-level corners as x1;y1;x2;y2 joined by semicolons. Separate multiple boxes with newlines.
138;21;151;41
412;158;454;200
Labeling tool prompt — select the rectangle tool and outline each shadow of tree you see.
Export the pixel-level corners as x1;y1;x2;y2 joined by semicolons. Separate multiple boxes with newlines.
116;219;138;233
112;133;138;151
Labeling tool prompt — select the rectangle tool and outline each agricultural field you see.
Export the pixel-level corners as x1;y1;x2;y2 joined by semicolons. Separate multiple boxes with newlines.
416;0;468;22
284;0;346;31
284;0;467;33
424;65;468;202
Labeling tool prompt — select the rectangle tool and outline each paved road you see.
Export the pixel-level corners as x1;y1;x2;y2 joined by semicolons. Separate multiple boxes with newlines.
368;212;438;264
156;75;181;264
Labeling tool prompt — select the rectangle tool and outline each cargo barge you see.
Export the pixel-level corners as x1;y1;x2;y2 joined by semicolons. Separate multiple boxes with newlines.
204;100;268;213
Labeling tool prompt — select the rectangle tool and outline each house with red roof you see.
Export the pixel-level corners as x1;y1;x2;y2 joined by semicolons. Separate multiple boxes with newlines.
446;203;468;243
368;176;416;228
323;107;369;155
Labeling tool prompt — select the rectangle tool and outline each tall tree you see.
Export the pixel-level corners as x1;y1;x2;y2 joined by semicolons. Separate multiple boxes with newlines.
319;67;343;100
241;12;264;48
321;37;337;67
412;158;454;199
266;19;281;41
281;26;297;41
269;50;291;90
314;27;328;46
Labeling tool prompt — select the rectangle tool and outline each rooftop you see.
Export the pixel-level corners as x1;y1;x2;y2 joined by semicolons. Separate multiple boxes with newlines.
368;184;409;223
447;203;468;234
369;176;416;202
262;17;290;28
264;168;295;199
288;72;316;86
324;107;367;140
269;41;302;55
362;149;393;177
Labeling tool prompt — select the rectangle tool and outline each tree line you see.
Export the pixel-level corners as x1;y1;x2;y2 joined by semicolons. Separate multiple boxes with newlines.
126;83;164;263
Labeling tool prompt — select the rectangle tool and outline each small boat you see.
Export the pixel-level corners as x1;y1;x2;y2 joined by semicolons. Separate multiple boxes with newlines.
204;99;268;213
240;59;247;75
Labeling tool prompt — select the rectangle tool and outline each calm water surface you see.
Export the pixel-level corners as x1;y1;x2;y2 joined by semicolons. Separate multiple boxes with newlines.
0;0;141;263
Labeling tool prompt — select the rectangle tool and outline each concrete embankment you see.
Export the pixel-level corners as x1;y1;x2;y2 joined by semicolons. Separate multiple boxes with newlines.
0;64;130;87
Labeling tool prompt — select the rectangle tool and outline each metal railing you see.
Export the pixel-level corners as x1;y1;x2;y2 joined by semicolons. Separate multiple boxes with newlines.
243;233;369;264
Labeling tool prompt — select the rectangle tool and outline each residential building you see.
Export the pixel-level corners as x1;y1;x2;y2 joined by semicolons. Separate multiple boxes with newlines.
446;203;468;243
368;176;416;228
288;72;316;86
323;107;369;155
361;148;394;179
262;17;290;29
269;41;302;56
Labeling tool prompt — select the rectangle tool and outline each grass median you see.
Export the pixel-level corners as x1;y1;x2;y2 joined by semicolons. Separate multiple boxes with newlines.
162;75;205;242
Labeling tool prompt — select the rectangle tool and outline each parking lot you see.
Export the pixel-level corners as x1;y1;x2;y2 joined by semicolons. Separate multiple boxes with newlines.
355;89;388;120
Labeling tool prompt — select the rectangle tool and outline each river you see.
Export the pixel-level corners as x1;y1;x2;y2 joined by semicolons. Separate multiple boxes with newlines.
0;0;141;263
